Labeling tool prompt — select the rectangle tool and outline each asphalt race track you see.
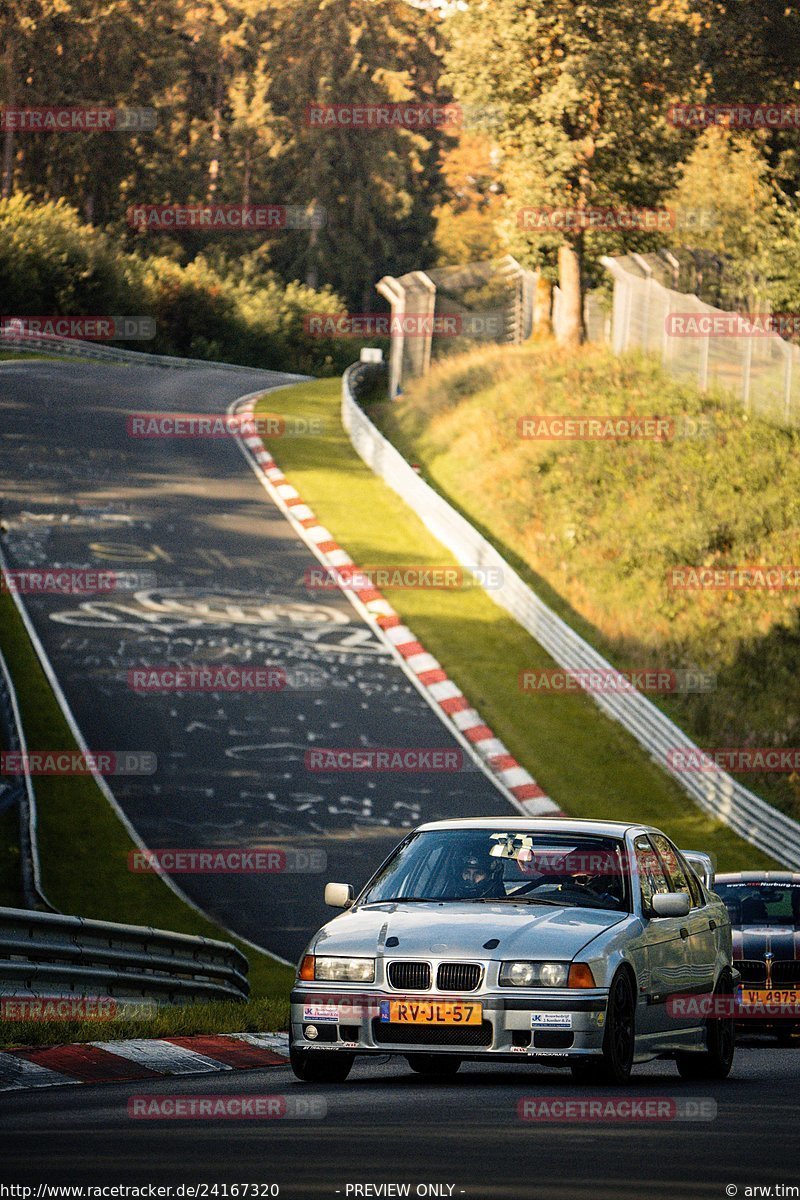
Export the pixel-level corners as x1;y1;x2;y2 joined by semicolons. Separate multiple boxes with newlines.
0;1043;796;1196
0;359;512;960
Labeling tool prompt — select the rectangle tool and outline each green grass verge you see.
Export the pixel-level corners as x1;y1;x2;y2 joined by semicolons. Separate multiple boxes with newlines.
0;997;286;1050
0;590;293;1045
252;379;777;872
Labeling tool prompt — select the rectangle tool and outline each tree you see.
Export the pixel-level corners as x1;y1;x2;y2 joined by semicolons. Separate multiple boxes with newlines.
697;1;800;203
443;0;703;345
433;131;504;264
665;127;785;311
0;0;75;199
264;0;448;308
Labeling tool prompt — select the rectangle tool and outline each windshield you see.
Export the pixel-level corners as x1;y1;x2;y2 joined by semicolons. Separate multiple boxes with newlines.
715;882;800;927
360;829;630;912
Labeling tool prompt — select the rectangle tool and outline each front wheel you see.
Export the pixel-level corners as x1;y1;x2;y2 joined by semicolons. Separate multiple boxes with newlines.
571;969;635;1086
406;1054;461;1077
675;971;735;1081
290;1045;354;1083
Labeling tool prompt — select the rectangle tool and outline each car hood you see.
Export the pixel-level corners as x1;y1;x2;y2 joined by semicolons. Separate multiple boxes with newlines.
732;926;800;960
312;901;626;961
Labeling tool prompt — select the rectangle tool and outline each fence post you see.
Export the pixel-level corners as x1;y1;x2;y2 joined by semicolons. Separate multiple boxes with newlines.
375;275;405;398
622;279;632;350
784;344;793;424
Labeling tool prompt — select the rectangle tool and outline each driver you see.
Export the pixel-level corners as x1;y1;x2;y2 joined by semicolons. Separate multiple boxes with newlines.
459;849;505;899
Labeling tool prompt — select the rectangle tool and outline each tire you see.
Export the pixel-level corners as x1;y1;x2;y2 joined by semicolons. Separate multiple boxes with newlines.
406;1054;461;1077
289;1045;354;1083
571;969;635;1086
675;971;735;1081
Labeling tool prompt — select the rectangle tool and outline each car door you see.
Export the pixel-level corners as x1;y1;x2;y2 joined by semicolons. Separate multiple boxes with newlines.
632;834;695;1043
651;833;717;998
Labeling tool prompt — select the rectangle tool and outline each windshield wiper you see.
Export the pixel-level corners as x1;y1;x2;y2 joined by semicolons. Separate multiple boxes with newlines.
470;896;565;906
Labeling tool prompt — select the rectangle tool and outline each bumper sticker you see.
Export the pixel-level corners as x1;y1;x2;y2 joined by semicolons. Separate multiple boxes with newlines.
530;1012;573;1029
303;1005;340;1023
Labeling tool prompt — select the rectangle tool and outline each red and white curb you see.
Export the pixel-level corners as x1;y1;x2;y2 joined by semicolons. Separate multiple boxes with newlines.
231;396;561;818
0;1032;289;1093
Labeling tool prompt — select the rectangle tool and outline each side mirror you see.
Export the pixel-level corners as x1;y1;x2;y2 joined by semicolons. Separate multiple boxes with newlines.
681;850;715;891
651;891;691;918
324;882;354;909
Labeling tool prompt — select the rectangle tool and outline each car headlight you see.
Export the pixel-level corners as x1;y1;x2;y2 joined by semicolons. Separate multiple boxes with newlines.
499;961;569;988
312;955;375;983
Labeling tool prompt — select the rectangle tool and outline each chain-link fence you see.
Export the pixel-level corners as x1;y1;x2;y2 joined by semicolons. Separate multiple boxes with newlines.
602;253;800;430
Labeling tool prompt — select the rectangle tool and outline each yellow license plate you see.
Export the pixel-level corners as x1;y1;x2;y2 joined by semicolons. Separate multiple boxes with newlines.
738;988;800;1006
384;999;482;1025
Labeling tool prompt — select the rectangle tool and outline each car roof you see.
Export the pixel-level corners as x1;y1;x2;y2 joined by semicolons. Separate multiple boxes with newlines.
415;816;641;837
714;871;800;883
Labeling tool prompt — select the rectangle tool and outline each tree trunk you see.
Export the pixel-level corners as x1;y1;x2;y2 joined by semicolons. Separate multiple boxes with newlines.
207;71;224;202
242;144;251;209
2;38;16;199
532;274;552;337
556;241;584;348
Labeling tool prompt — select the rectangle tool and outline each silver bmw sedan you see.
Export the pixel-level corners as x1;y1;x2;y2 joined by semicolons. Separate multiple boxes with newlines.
289;817;735;1086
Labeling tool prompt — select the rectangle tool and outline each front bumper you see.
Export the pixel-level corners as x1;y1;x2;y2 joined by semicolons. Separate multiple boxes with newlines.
290;987;609;1060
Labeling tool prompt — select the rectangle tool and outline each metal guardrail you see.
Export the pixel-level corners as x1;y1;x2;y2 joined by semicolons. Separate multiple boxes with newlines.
0;907;249;1006
0;330;306;375
342;364;800;869
0;650;53;911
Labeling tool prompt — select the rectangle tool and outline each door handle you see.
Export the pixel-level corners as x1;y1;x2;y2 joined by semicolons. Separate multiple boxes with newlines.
709;919;716;931
680;927;689;939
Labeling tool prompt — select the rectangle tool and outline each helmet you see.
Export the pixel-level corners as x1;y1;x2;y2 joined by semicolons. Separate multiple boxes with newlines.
460;849;503;898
